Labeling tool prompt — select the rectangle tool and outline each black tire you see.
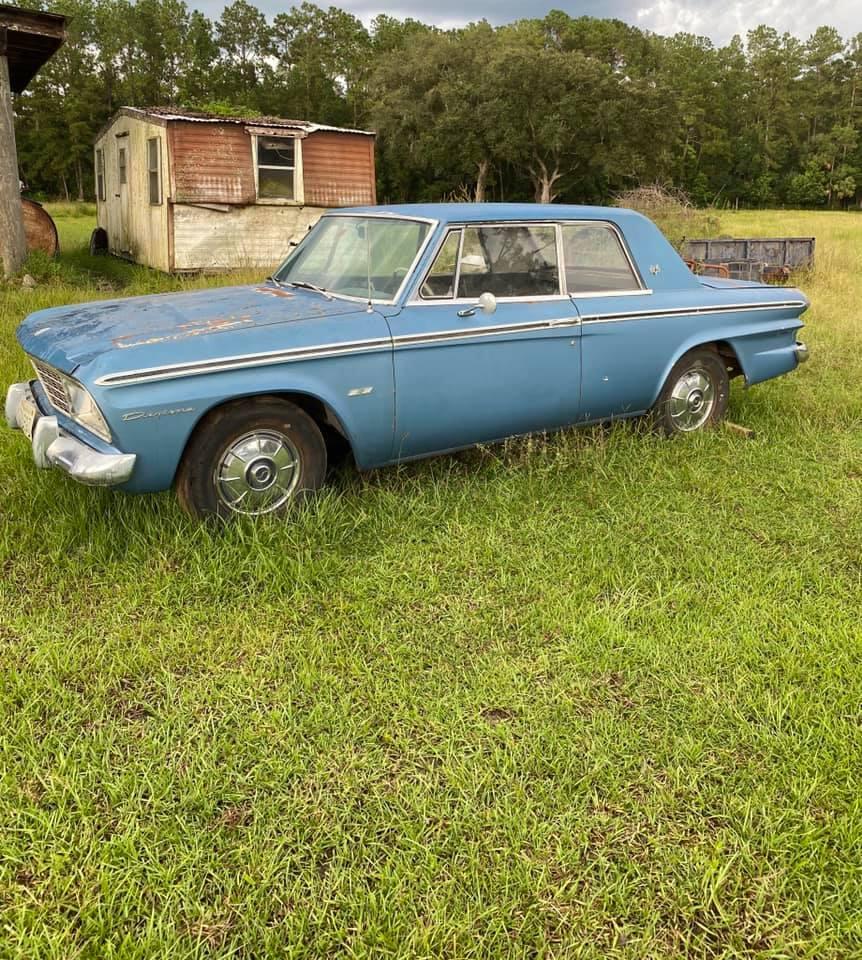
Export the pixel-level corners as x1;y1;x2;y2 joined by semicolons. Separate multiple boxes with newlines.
89;227;108;257
176;397;327;519
652;346;730;436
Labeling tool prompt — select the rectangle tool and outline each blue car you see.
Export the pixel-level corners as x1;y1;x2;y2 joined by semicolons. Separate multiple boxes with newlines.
5;204;809;518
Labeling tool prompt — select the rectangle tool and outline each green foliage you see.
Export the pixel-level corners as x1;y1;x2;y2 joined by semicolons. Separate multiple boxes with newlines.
12;4;862;208
1;210;862;956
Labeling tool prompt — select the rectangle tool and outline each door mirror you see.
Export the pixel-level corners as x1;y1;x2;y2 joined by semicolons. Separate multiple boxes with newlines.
457;291;497;318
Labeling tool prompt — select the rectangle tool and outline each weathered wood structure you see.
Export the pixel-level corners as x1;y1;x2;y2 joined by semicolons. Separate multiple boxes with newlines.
93;107;377;273
0;4;66;276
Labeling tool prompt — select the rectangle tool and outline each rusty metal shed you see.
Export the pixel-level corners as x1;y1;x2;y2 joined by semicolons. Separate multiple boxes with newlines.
93;107;377;273
0;3;66;275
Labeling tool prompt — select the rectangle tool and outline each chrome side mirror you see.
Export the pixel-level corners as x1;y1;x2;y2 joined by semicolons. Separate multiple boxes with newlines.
457;292;497;318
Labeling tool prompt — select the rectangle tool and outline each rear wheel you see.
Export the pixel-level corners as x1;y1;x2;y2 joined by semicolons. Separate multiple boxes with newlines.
176;398;327;519
653;347;729;435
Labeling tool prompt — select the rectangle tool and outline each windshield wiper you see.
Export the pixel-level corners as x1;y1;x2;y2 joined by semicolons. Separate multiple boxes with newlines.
266;275;287;288
286;280;333;300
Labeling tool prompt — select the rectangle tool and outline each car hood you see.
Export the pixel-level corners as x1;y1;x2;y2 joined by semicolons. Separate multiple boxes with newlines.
16;283;364;373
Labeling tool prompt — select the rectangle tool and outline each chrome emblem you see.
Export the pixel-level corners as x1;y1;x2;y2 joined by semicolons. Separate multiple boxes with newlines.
122;406;195;422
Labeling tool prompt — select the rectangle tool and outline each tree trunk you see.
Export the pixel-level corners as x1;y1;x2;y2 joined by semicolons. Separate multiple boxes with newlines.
76;158;84;201
474;158;489;202
0;54;27;277
530;159;562;204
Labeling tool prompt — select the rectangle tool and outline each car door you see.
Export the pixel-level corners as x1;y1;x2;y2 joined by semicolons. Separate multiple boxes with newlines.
560;220;681;422
389;222;582;460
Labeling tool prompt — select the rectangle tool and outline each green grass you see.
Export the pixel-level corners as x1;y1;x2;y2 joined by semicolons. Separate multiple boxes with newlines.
1;205;861;958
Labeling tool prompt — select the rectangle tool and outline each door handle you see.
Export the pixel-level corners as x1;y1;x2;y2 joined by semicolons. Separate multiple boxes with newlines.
547;317;579;328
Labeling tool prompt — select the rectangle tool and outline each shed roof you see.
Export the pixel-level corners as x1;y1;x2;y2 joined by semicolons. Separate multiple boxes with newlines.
103;106;374;139
0;3;67;93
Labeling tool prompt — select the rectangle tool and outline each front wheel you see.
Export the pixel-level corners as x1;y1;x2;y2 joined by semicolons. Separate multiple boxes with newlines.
652;347;730;435
176;398;327;519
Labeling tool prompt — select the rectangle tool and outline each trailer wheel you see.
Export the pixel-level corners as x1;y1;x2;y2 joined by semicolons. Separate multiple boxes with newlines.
89;228;108;257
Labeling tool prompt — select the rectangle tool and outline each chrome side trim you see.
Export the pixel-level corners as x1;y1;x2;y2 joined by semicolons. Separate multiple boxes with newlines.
393;316;579;348
571;288;654;300
580;299;807;324
95;337;392;387
96;300;806;388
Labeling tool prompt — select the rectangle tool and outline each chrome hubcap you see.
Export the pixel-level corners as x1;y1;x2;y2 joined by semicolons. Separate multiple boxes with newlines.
214;429;300;515
668;368;716;431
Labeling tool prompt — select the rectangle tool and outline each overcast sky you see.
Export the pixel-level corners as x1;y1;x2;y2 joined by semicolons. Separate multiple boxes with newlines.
207;0;859;45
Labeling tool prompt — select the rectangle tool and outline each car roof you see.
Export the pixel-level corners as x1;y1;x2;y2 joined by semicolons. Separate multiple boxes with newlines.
329;203;642;225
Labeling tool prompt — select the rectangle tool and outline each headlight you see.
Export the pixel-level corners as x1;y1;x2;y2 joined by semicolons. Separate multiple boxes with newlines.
31;359;113;443
62;376;112;442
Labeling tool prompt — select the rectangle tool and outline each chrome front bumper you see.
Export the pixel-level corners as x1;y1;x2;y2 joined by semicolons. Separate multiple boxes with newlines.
5;381;136;486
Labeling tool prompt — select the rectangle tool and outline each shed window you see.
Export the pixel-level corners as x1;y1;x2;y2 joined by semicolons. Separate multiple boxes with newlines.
118;147;127;185
147;137;162;205
96;149;105;201
561;223;640;293
256;136;296;200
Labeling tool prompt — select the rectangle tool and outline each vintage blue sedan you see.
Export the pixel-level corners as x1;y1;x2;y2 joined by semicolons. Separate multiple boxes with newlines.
5;203;809;518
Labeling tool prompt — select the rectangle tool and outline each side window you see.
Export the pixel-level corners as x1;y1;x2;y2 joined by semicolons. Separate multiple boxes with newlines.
562;223;640;293
147;138;162;205
95;149;105;201
118;147;127;186
456;224;559;299
420;229;461;299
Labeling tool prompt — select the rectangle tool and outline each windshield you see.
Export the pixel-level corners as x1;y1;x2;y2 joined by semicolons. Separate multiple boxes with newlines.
273;216;431;302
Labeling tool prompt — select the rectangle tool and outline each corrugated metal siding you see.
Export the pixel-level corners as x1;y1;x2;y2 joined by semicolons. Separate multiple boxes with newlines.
172;203;324;271
169;122;255;204
302;131;376;207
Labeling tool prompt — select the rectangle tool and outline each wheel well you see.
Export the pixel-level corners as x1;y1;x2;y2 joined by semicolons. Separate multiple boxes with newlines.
713;340;744;379
179;392;355;480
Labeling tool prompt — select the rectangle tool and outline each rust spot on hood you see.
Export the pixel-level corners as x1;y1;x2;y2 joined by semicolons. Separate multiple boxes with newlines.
113;314;255;349
254;286;296;299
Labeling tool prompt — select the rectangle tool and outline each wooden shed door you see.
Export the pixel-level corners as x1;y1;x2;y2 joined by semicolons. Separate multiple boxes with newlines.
116;143;130;253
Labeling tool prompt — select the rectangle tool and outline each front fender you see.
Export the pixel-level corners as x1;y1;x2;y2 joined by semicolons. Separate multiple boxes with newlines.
93;351;394;493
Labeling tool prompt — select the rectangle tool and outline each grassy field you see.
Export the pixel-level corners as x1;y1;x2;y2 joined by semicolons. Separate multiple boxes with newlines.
0;206;860;959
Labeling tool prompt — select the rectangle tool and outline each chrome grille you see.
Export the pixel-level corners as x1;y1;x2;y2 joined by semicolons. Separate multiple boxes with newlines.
32;359;71;415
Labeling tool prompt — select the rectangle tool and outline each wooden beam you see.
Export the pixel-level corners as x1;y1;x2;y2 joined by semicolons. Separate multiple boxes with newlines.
0;51;26;276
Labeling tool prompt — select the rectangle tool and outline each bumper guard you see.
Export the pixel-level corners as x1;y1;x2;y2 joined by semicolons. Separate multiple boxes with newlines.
5;381;136;487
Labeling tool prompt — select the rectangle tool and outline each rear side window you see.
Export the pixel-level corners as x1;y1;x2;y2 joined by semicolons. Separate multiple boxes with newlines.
562;223;640;293
458;224;559;298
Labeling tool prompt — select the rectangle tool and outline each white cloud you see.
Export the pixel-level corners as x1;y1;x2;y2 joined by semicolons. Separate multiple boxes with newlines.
635;0;859;44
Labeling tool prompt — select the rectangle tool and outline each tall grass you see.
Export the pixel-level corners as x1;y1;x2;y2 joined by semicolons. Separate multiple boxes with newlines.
0;210;860;958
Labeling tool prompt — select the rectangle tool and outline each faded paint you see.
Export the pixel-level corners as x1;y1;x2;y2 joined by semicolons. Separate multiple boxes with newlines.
169;122;256;205
172;203;323;271
95;114;171;271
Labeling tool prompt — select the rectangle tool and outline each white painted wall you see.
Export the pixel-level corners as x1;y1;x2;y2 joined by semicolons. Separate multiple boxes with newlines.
171;203;324;272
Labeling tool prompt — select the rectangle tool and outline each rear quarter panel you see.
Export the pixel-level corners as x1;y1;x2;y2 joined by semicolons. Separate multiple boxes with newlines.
577;286;807;422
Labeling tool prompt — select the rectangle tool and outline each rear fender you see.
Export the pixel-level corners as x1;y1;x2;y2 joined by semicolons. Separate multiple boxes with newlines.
650;315;805;406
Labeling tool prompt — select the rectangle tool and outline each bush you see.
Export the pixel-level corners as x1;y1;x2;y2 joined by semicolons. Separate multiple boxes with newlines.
613;184;720;251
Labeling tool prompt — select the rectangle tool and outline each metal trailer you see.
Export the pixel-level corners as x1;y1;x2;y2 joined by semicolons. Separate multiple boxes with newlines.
681;237;816;283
